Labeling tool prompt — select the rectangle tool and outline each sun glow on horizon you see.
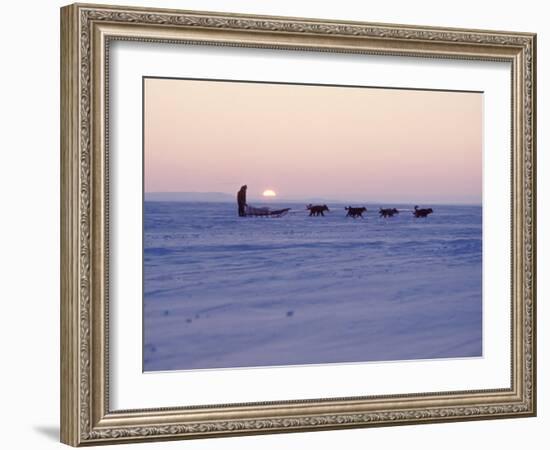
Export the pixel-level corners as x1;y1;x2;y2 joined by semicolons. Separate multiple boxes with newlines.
262;189;277;197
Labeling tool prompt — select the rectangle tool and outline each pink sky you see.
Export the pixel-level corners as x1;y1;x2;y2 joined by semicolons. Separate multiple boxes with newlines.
144;78;482;204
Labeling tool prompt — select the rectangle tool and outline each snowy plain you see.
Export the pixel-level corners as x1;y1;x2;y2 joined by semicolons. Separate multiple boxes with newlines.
143;201;482;371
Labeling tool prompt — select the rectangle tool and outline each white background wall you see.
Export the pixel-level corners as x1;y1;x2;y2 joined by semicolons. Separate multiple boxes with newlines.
0;0;546;449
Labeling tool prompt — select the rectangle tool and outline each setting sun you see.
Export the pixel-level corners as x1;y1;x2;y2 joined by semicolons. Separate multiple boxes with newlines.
262;189;277;197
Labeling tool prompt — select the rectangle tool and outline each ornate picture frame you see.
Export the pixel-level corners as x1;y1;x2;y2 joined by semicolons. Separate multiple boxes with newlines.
60;3;536;446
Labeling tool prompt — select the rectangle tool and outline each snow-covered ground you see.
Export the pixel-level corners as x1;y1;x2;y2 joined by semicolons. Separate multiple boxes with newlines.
143;202;482;371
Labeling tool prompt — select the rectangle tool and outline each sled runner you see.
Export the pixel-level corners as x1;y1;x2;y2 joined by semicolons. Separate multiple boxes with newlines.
244;205;291;217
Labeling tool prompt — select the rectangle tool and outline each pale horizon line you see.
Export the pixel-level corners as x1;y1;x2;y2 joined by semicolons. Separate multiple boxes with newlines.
144;192;481;206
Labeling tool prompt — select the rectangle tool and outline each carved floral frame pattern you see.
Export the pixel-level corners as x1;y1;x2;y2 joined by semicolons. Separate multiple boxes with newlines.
61;3;536;446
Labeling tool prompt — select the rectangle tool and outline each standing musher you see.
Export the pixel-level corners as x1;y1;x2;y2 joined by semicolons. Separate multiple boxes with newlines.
237;185;247;217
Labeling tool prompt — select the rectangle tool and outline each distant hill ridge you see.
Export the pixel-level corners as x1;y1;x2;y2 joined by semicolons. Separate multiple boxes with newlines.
145;192;235;202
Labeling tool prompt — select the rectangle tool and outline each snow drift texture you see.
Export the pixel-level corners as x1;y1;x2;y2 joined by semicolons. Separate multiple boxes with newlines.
143;202;482;371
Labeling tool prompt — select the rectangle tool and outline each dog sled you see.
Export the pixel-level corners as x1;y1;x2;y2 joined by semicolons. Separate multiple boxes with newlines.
244;205;291;218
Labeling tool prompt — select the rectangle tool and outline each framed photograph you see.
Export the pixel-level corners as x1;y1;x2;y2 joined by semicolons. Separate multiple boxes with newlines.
60;3;536;446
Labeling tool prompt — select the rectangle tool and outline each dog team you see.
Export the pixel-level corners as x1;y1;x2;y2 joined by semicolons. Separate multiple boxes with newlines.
306;204;434;218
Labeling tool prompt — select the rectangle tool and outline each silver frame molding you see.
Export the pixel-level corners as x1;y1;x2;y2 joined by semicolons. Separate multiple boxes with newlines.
60;3;536;446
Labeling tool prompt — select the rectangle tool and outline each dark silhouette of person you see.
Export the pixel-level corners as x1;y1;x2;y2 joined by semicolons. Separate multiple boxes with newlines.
237;185;247;217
